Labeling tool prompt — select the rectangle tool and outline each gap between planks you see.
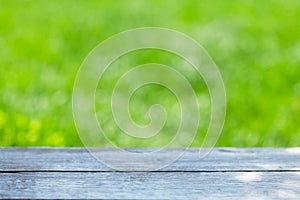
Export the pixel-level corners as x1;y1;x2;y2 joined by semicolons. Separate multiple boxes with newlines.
1;169;300;173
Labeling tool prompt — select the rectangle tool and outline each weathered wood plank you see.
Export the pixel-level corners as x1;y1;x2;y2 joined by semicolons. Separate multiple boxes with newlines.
1;148;300;171
1;171;299;199
1;148;299;199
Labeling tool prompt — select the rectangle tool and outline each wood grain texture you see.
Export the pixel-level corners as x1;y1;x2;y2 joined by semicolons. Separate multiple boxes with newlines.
1;172;300;199
0;148;300;199
1;147;300;171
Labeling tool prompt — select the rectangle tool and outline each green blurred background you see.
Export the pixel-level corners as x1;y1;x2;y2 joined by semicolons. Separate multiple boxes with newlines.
0;0;299;147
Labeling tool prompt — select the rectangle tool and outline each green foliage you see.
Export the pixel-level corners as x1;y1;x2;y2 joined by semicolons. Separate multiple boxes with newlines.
0;0;299;147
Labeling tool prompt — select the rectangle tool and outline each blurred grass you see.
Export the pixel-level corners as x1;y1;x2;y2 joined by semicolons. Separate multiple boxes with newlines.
0;0;300;147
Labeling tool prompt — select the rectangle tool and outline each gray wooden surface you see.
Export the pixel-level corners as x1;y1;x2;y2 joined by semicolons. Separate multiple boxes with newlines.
1;148;300;199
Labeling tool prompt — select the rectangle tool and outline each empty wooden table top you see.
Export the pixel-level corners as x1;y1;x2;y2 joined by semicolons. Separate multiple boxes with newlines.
1;148;300;199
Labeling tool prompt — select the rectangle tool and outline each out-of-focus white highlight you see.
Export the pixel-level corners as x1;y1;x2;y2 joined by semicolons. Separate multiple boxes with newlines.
235;172;262;182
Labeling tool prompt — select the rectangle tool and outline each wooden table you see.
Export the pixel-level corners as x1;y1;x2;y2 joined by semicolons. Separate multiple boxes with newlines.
1;148;300;199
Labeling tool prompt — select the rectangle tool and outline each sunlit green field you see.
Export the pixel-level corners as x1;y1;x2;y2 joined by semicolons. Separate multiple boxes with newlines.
0;0;300;147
